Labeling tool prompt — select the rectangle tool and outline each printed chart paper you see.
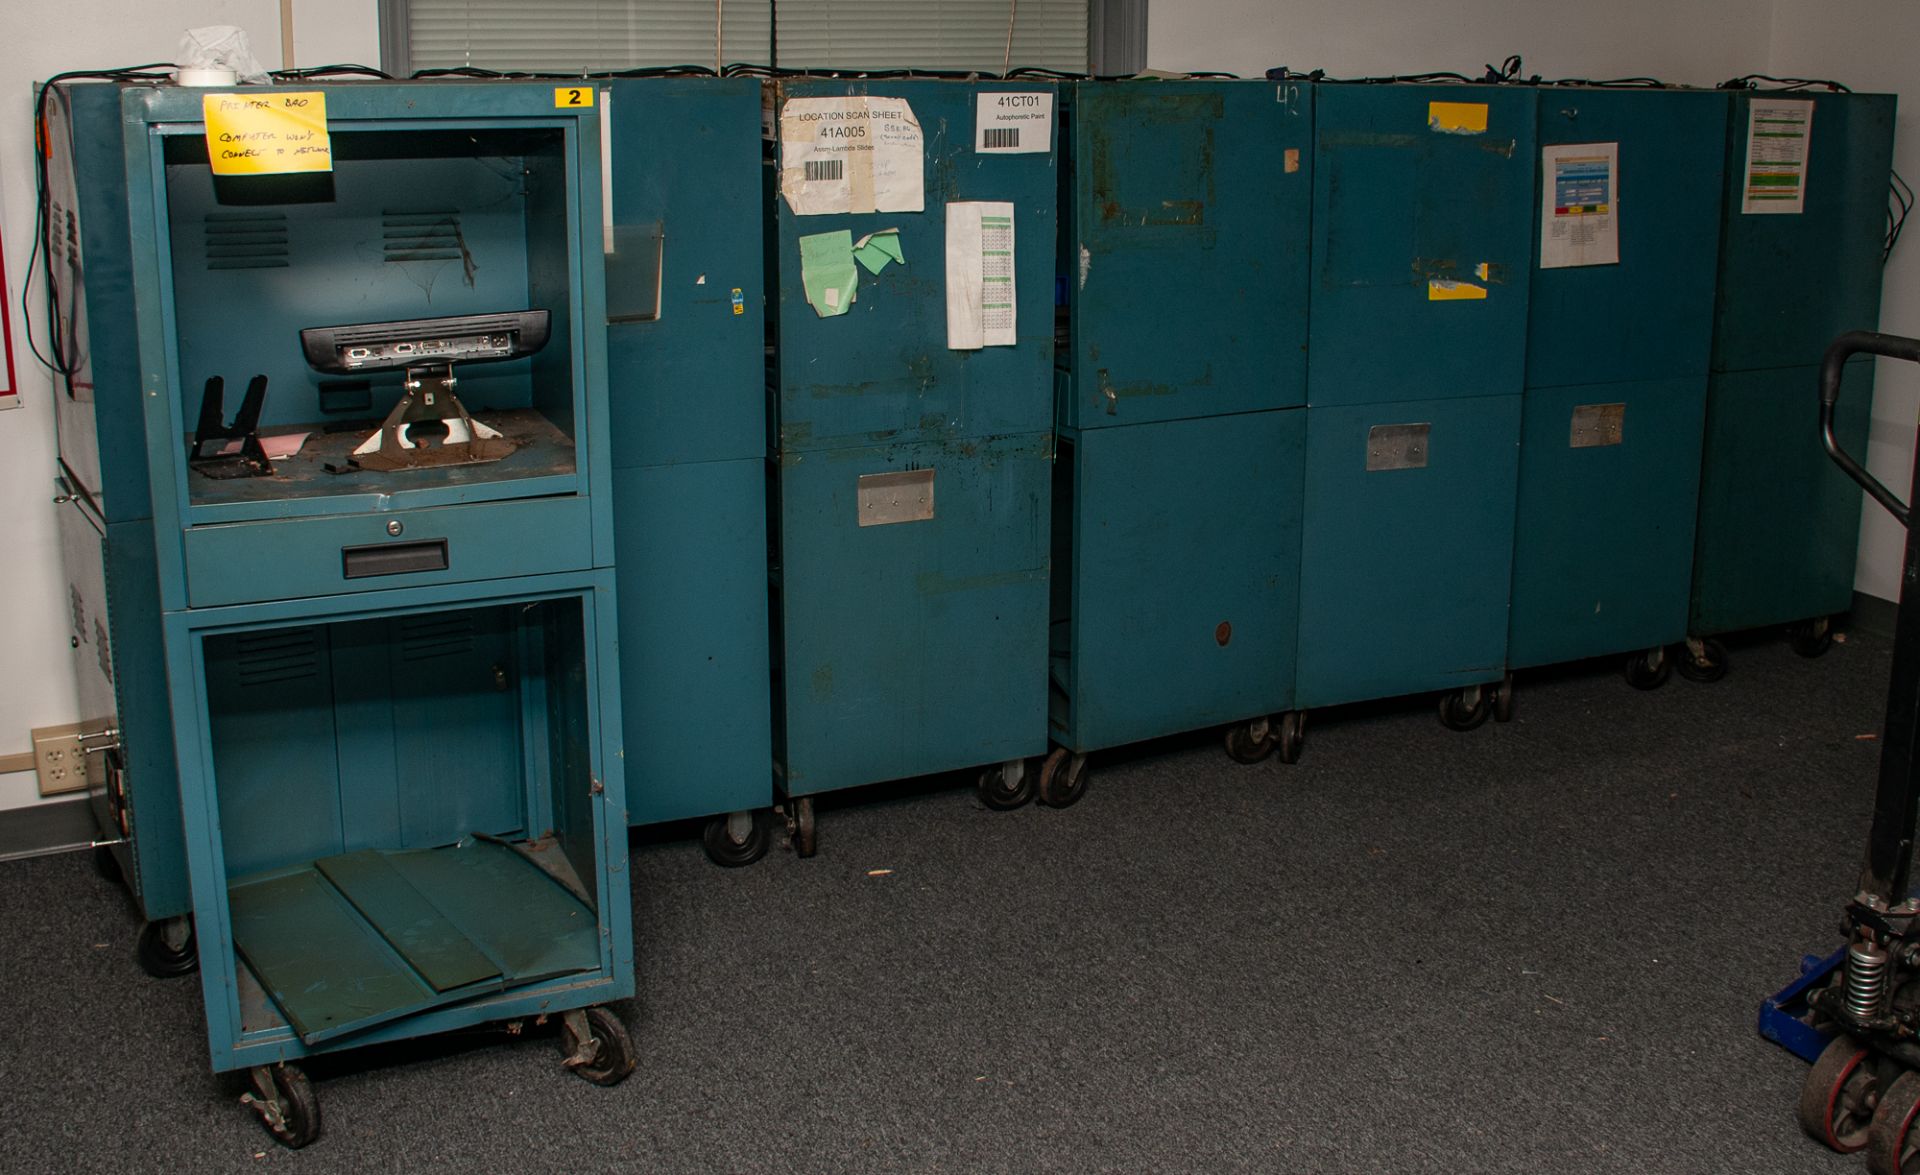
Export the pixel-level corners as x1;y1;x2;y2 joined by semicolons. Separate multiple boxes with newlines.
1540;142;1619;268
945;202;1017;350
975;92;1053;154
1742;98;1814;215
779;96;924;216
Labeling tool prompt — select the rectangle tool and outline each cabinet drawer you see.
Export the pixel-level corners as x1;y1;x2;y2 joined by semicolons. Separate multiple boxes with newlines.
185;496;594;607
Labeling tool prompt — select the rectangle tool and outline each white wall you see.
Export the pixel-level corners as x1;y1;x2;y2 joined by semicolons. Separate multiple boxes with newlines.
0;1;378;810
1146;0;1775;88
1767;1;1920;602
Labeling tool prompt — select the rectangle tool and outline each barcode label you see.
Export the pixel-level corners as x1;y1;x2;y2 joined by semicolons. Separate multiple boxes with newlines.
804;159;844;182
974;92;1052;155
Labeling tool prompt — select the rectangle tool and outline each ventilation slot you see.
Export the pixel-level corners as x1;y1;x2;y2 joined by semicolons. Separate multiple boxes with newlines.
205;213;289;271
383;211;464;263
234;629;321;685
95;618;113;684
69;584;87;639
54;203;81;268
399;613;476;661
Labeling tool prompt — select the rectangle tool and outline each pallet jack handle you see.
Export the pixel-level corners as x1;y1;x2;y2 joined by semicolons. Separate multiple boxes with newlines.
1821;330;1920;529
1823;331;1920;903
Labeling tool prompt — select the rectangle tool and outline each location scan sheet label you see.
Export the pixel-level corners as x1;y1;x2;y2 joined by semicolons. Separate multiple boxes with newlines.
203;91;331;176
975;92;1053;154
779;96;924;216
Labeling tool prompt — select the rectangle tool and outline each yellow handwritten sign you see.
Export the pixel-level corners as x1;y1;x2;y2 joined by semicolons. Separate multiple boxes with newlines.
202;91;332;176
555;86;594;109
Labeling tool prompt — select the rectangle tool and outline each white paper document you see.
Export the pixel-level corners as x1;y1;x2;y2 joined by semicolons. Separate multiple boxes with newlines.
945;202;1017;350
1742;98;1814;215
779;95;924;216
975;92;1053;154
1540;142;1619;269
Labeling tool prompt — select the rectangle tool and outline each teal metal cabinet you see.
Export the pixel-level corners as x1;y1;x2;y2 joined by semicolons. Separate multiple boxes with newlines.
1690;90;1897;667
1050;79;1312;781
1294;84;1533;747
46;79;634;1146
602;78;776;865
1507;88;1729;686
766;79;1058;846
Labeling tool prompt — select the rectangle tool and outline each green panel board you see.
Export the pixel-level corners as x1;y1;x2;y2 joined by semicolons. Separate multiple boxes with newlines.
384;839;601;985
1296;394;1521;708
1507;377;1707;668
1690;359;1873;635
314;850;502;995
230;869;455;1045
1053;411;1304;751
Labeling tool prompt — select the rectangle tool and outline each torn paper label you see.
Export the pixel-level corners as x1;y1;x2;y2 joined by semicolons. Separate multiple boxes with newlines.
1428;101;1487;135
780;96;924;215
1743;98;1813;215
946;202;1017;349
799;230;858;318
1427;279;1487;301
976;92;1053;154
853;228;904;274
1540;142;1620;268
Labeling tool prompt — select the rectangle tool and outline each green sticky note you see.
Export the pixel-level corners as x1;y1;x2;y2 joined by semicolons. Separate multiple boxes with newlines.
799;230;858;317
853;228;905;275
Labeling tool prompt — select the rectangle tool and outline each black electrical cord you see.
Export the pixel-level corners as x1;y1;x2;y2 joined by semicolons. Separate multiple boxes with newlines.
25;64;176;381
1721;73;1851;92
270;63;393;80
1887;170;1913;264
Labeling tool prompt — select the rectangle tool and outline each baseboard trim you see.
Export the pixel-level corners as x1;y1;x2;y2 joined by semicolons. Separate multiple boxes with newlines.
1852;591;1899;639
0;796;97;862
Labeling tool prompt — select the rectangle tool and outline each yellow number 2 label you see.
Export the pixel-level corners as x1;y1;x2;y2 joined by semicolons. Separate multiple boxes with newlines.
555;87;594;108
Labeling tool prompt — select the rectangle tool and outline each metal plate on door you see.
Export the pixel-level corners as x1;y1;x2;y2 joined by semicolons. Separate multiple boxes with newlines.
1366;423;1431;471
857;469;935;526
1570;403;1625;448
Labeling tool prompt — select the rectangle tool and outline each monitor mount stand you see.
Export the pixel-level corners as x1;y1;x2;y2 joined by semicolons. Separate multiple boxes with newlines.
351;363;518;472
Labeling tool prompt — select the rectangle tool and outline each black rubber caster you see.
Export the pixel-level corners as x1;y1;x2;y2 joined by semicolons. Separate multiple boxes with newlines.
1867;1069;1920;1174
1798;1034;1876;1153
1223;716;1276;764
1275;711;1305;765
976;759;1034;810
559;1006;636;1088
1623;646;1672;691
788;797;817;858
1675;637;1729;684
245;1062;321;1150
1792;616;1836;659
137;915;198;979
1492;672;1515;723
700;809;771;867
1437;686;1491;732
1035;746;1089;808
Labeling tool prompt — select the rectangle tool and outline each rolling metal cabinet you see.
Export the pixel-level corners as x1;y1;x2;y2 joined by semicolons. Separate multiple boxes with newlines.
1050;79;1311;780
1295;83;1535;745
46;79;634;1146
1690;89;1897;669
1507;88;1729;690
602;78;776;865
765;78;1057;848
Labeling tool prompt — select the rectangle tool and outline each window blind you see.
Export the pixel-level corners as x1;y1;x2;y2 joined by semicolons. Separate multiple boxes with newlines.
398;0;1087;74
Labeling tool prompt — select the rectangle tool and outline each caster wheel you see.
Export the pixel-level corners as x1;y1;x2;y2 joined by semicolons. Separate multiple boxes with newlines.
137;915;198;979
1869;1070;1920;1174
789;797;817;859
1675;637;1729;684
1223;716;1276;764
1035;747;1090;808
1437;687;1491;732
560;1006;637;1088
1275;711;1305;765
1798;1034;1877;1153
245;1063;321;1150
701;810;771;867
1623;646;1671;691
1492;672;1515;724
976;758;1034;810
1792;616;1836;659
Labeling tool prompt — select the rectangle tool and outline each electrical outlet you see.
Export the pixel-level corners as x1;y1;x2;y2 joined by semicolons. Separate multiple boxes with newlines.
33;723;89;797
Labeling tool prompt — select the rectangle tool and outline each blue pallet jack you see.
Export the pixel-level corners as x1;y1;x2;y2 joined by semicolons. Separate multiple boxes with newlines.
1765;332;1920;1173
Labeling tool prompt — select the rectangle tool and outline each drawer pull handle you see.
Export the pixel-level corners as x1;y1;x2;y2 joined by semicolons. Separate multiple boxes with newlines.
342;539;448;579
